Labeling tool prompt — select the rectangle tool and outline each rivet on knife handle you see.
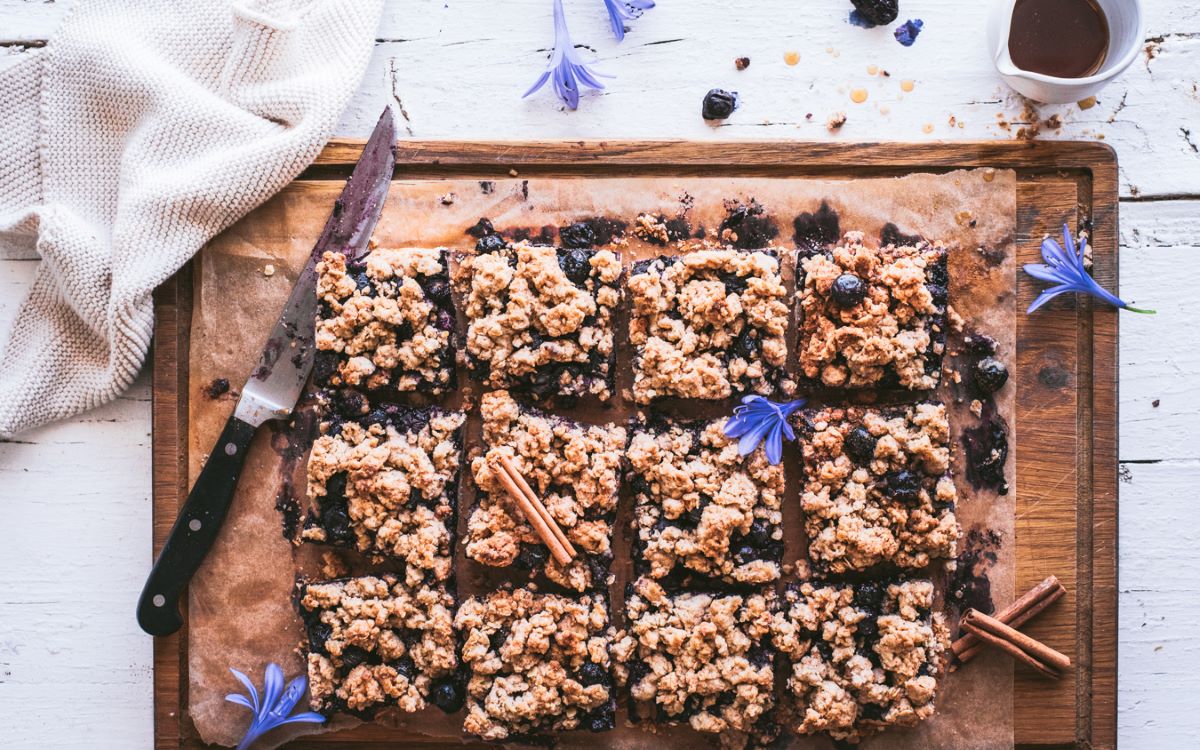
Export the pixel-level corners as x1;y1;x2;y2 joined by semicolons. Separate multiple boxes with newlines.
137;415;256;636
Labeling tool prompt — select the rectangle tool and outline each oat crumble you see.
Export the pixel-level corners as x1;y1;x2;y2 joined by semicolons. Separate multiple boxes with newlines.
796;232;948;390
314;248;456;395
462;241;623;401
794;403;960;573
304;401;465;586
627;414;785;586
628;249;791;403
771;580;948;741
456;587;615;739
298;574;459;716
466;391;625;592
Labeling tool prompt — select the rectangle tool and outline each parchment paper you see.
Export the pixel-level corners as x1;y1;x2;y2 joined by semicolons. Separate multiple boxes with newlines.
187;170;1018;749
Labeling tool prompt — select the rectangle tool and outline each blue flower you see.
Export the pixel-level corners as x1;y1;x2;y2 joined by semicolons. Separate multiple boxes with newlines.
722;395;806;465
525;0;612;110
602;0;655;41
226;663;325;750
1024;224;1154;314
894;19;924;46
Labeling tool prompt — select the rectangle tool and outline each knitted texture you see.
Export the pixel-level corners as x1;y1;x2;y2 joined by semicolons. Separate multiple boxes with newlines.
0;0;383;437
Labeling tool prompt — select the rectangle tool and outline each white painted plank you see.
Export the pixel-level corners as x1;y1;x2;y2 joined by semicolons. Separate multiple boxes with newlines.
1118;460;1200;747
1119;201;1200;462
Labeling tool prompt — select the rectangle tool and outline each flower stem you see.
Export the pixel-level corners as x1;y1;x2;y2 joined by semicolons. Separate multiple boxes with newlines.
1123;305;1157;315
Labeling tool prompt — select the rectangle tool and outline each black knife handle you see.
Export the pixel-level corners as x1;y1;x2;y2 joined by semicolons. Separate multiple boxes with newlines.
137;415;257;636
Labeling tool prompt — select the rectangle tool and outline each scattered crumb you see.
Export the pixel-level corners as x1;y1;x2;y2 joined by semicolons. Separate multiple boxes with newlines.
1152;399;1160;408
880;69;891;77
948;115;958;127
319;551;350;579
203;378;231;399
440;192;456;205
736;56;751;70
1078;96;1097;110
955;210;974;227
784;51;800;66
263;264;276;277
982;167;996;182
901;79;915;93
922;123;934;134
947;305;964;333
508;168;519;177
827;111;847;132
970;399;984;418
850;88;868;104
1044;114;1063;131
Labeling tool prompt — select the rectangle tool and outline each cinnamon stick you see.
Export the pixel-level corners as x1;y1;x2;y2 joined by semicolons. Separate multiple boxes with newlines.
497;455;577;562
952;575;1065;664
491;459;573;566
962;608;1072;676
956;583;1065;663
959;620;1062;680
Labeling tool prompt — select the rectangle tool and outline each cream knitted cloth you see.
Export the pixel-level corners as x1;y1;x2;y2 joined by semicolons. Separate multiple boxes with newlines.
0;0;383;437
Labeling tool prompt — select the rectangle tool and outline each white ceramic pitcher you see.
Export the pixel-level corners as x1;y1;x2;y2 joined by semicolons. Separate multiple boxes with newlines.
988;0;1144;104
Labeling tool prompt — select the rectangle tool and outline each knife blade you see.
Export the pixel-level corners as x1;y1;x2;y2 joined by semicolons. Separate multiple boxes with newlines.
137;108;397;637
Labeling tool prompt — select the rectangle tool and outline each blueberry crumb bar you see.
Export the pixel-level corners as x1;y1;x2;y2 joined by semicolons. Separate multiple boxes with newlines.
627;414;784;586
303;397;465;585
628;249;791;403
298;574;460;716
462;241;622;401
466;390;625;592
314;248;457;396
613;577;777;739
796;231;948;391
795;403;959;573
455;587;615;740
771;579;948;741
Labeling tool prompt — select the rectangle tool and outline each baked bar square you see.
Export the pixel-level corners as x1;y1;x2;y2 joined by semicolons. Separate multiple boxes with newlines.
614;577;777;738
462;241;622;401
796;231;948;391
627;414;785;586
303;400;465;586
314;248;456;396
455;588;615;740
466;390;625;592
771;580;948;742
298;575;460;716
795;403;959;573
628;249;790;403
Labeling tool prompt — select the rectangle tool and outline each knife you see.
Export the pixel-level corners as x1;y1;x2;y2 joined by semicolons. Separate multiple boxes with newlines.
137;108;397;637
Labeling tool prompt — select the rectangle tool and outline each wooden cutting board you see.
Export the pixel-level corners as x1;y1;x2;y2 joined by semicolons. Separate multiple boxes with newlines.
149;141;1117;750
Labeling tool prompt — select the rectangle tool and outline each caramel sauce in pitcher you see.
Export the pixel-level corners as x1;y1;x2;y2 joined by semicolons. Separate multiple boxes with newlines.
1009;0;1109;78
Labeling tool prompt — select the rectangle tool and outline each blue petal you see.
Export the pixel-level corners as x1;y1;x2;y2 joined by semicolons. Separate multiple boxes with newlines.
1026;284;1073;313
1023;263;1067;283
777;399;806;418
230;668;260;714
263;664;285;719
523;70;552;98
723;412;756;439
280;712;328;726
1040;237;1071;269
226;693;255;710
764;421;784;465
271;675;308;718
781;420;796;442
737;419;774;457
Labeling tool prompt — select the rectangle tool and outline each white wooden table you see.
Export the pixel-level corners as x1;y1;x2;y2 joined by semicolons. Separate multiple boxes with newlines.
0;1;1195;747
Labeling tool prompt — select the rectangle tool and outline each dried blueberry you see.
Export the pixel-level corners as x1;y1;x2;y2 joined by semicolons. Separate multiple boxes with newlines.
312;350;339;383
701;88;738;120
850;0;898;27
435;309;455;332
887;470;921;502
515;543;548;570
735;545;758;562
307;620;332;650
746;519;772;546
324;472;348;503
475;234;506;253
927;283;948;306
579;662;607;685
559;248;593;285
429;679;464;713
341;645;370;668
734;330;758;359
588;712;615;732
424;278;452;305
395;656;415;680
853;581;884;612
973;357;1009;394
560;222;597;249
844;427;877;465
352;271;372;291
831;273;866;307
630;474;652;496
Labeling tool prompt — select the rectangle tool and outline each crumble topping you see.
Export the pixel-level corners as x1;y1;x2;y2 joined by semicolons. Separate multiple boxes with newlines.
795;403;959;573
797;232;947;390
613;577;776;736
298;575;458;716
628;249;791;403
466;390;625;592
314;248;456;395
304;404;465;586
462;242;623;401
627;416;784;585
456;588;615;740
771;580;948;742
